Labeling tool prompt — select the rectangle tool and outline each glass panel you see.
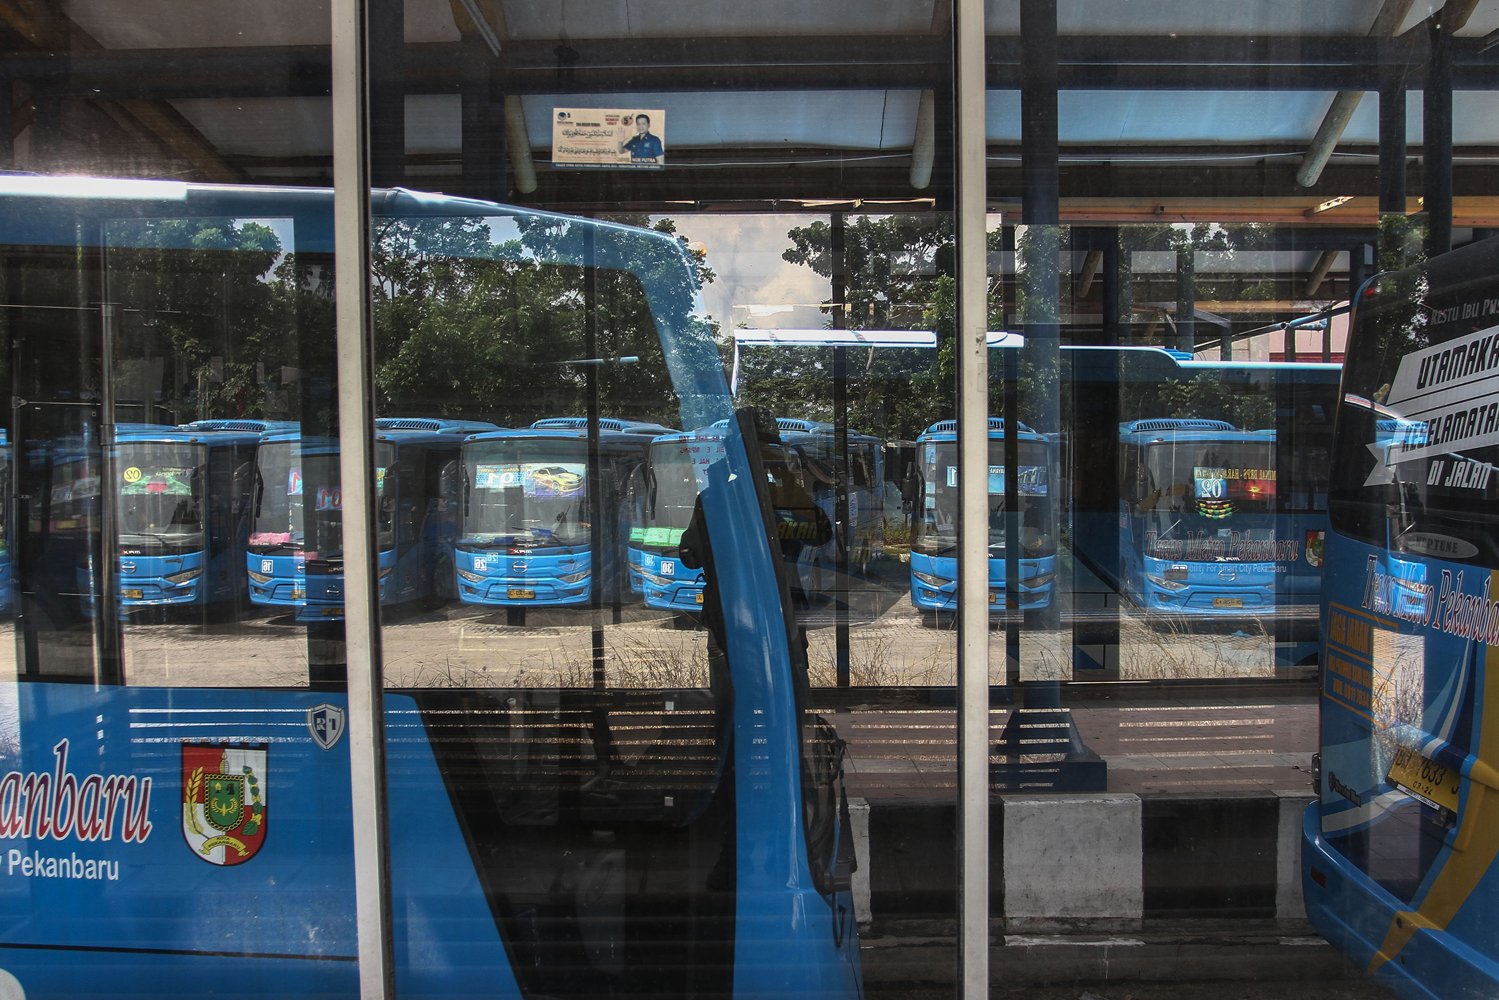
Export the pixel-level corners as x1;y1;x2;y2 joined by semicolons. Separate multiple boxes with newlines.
371;4;956;993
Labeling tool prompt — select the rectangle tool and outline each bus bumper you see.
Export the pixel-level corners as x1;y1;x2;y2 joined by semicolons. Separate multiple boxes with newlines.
457;577;590;607
1301;803;1499;1000
117;573;203;610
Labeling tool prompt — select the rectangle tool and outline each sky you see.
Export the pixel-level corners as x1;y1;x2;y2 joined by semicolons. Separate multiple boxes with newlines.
663;213;834;335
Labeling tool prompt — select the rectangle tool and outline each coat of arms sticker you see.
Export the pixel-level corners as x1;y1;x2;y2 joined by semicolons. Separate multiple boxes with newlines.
181;743;268;866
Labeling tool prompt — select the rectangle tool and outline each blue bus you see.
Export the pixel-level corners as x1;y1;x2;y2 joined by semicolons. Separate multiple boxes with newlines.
908;417;1058;615
774;418;886;579
111;420;269;616
631;426;727;612
1067;347;1340;630
455;418;673;608
1115;418;1317;617
247;417;497;620
0;180;860;999
1303;236;1499;999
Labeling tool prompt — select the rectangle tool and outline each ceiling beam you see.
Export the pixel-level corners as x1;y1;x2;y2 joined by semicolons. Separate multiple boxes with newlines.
11;33;1499;102
1300;249;1341;297
1294;0;1414;188
0;0;241;180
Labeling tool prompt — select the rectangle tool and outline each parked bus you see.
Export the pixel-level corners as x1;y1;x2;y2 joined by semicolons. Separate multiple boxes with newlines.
455;418;674;608
630;422;837;616
774;417;886;577
909;417;1058;615
112;420;268;616
247;417;497;619
630;426;726;612
1303;236;1499;999
0;179;859;998
1067;347;1340;631
1115;419;1315;617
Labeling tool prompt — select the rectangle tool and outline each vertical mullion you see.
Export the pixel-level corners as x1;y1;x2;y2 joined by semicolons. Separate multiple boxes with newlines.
954;0;990;992
332;0;395;997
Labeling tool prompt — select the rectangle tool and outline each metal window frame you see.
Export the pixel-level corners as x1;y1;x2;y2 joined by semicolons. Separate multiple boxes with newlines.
955;0;991;993
331;0;396;997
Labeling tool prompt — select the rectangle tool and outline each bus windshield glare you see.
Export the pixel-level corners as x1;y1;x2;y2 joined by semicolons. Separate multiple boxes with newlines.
464;438;590;546
916;440;1054;557
643;438;705;547
116;441;204;546
249;439;363;558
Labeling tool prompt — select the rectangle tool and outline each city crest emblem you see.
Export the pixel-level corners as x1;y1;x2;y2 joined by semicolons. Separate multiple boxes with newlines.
182;743;268;866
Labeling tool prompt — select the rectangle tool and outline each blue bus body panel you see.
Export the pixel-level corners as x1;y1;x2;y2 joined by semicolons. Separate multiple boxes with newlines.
699;434;862;998
455;546;593;606
0;683;522;998
1304;528;1499;999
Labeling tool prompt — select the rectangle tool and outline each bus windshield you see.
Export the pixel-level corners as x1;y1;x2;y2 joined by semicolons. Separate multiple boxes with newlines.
249;439;352;558
464;438;590;547
641;438;709;548
116;441;204;546
1135;439;1276;558
916;440;1054;557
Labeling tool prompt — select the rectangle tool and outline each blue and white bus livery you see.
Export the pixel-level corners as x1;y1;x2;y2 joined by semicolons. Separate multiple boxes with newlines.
456;418;673;608
909;418;1058;614
113;420;267;614
248;417;497;620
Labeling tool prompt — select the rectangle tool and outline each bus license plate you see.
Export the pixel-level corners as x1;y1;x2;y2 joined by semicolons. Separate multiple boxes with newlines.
1212;597;1244;609
121;588;143;599
507;588;535;600
989;592;999;604
1387;746;1461;812
695;592;704;605
292;587;305;600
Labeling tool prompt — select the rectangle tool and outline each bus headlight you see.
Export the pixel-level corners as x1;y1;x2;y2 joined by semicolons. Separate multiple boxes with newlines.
379;566;394;580
248;570;273;584
558;570;591;584
164;569;201;585
1146;573;1189;592
457;568;486;584
912;571;948;589
1022;572;1055;589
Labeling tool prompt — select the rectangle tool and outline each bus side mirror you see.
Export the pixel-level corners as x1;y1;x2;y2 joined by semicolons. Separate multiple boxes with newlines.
438;460;459;499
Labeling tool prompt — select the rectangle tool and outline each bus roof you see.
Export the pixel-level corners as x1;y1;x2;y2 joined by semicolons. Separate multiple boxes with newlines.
1120;418;1273;442
530;417;677;433
375;417;501;436
115;422;265;446
918;417;1041;440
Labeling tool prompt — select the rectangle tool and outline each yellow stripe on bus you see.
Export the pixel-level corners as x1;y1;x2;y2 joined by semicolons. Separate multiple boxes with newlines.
1370;571;1499;973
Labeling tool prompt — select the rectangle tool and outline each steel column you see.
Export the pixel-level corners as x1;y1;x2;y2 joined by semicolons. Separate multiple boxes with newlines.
332;0;396;995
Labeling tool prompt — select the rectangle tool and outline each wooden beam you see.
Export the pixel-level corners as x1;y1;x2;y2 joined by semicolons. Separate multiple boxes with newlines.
1300;249;1341;298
